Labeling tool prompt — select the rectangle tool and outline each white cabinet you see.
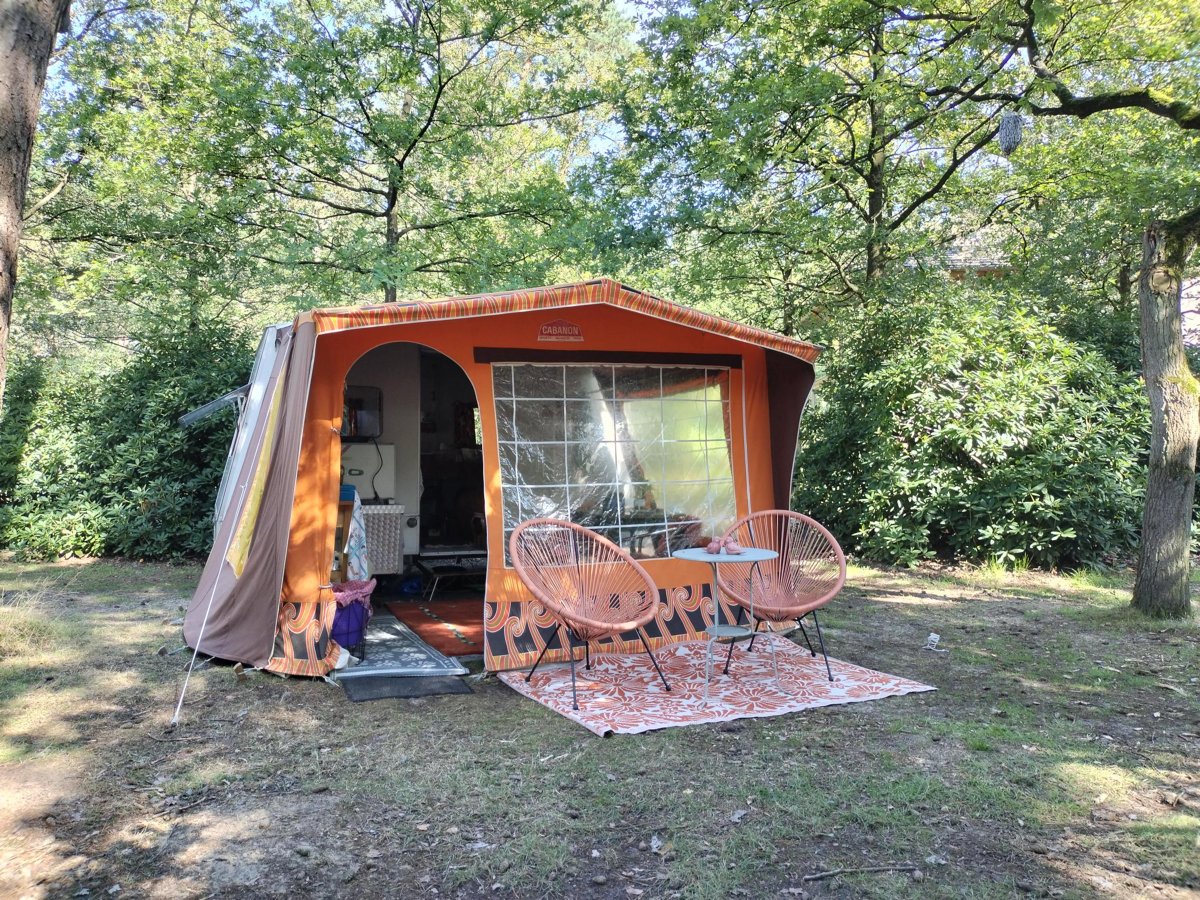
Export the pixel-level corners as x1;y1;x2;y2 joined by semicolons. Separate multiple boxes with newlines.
361;504;406;574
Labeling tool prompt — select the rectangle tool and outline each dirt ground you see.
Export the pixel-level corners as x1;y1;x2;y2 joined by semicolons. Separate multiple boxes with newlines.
0;558;1197;899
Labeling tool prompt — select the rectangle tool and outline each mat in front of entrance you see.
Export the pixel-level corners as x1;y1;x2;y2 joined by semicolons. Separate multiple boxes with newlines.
335;613;468;679
498;637;934;736
340;674;472;702
386;599;485;657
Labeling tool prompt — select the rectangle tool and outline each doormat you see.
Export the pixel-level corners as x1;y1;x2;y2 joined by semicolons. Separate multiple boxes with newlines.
498;637;934;736
387;599;485;657
340;675;472;702
335;613;468;680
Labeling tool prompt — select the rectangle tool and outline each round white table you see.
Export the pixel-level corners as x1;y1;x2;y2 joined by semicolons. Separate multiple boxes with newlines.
673;546;778;699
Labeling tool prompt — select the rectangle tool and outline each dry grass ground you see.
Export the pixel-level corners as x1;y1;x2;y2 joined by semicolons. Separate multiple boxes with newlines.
0;557;1197;899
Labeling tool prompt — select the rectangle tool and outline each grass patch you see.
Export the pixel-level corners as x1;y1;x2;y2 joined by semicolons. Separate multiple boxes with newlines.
0;584;62;660
1122;813;1200;884
0;558;1198;898
1064;567;1131;592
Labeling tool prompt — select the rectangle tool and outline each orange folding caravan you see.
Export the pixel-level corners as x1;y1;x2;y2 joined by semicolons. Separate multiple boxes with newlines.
184;279;822;676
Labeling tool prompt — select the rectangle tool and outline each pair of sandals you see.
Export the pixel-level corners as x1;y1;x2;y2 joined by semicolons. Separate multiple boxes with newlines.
704;535;745;555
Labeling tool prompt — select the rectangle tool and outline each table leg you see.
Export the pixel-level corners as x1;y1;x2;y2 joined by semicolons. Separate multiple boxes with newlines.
704;635;715;703
705;562;719;703
711;562;722;629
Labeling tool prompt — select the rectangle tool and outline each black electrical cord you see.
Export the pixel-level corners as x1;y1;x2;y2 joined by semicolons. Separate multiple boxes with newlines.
370;436;383;502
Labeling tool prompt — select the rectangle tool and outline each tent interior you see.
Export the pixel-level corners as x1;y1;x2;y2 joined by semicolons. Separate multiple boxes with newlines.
340;344;485;556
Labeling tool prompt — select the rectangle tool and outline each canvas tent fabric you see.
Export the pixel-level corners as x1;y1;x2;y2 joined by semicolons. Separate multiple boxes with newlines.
184;278;821;677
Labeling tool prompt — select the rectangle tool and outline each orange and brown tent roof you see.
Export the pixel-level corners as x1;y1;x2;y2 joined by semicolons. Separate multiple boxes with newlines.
299;278;822;363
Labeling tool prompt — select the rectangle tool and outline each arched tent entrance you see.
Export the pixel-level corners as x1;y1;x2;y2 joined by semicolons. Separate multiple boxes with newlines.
335;342;488;658
184;279;822;680
339;342;486;567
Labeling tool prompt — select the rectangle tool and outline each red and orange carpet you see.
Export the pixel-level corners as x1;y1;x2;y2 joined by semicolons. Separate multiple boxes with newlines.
386;599;485;657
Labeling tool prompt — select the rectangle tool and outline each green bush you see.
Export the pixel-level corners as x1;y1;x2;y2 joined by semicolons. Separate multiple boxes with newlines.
794;287;1149;568
0;322;252;560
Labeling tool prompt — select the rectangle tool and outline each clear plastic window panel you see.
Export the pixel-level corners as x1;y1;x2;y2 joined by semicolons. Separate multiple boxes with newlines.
494;363;735;560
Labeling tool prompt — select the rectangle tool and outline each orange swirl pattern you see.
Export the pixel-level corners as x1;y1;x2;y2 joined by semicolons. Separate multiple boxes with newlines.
268;598;340;676
484;582;722;671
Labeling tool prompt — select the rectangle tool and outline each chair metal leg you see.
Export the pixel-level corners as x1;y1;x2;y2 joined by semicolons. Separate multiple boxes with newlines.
810;610;833;681
566;631;580;710
637;629;671;693
744;619;763;652
584;641;592;671
723;605;748;674
796;618;816;657
525;623;564;683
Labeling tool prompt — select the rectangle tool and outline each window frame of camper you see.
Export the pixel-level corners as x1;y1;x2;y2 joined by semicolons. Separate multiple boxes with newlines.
492;361;738;562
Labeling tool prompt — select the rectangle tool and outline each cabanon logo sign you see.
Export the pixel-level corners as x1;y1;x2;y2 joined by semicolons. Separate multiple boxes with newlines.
537;319;583;342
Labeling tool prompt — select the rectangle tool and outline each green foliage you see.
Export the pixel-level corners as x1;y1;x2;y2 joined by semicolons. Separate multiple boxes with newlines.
7;0;1196;575
795;283;1149;568
0;323;252;560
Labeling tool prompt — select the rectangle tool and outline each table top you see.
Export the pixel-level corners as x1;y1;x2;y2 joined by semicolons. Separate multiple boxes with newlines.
673;547;778;563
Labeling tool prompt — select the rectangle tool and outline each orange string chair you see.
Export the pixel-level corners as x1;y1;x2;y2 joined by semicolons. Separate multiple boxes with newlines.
717;511;846;681
509;518;672;710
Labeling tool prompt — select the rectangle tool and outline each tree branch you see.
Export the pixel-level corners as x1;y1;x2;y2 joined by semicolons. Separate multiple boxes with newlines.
22;168;72;221
887;116;1001;232
1016;0;1200;129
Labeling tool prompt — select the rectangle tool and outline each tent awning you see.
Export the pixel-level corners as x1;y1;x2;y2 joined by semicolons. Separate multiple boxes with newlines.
298;278;822;364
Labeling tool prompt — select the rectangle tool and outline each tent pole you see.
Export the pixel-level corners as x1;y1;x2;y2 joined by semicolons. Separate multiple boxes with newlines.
170;481;249;727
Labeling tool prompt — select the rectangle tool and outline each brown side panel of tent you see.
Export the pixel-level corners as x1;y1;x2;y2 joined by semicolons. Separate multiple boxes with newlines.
766;349;816;510
184;325;316;668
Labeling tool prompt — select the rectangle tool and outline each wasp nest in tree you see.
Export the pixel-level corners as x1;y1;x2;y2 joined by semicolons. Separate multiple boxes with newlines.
998;112;1024;156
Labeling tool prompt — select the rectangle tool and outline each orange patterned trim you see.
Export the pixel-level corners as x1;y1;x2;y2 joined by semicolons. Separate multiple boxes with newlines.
266;597;341;677
483;581;745;671
302;279;821;363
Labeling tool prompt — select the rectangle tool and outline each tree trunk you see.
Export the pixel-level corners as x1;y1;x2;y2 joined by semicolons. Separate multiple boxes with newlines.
864;143;886;280
864;19;887;281
383;179;399;303
1132;210;1200;618
1116;261;1133;308
0;0;69;409
779;264;794;335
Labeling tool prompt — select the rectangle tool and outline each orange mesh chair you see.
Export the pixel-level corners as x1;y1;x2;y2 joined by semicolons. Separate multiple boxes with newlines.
510;518;672;710
717;511;846;681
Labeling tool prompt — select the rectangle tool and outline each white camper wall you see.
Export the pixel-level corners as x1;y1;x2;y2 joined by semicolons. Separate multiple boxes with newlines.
341;443;395;500
344;343;422;554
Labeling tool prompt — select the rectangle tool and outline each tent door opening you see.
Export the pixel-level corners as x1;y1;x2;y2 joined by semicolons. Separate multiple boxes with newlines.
417;348;485;556
341;343;485;576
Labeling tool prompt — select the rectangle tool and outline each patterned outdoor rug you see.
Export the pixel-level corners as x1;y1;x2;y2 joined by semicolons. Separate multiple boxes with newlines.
498;637;934;736
335;613;468;680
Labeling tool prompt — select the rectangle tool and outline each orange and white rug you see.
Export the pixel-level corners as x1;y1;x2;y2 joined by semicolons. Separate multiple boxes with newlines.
497;637;934;735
